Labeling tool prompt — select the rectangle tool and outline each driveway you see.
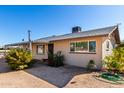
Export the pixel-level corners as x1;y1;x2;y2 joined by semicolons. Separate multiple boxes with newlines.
0;60;87;88
25;62;87;88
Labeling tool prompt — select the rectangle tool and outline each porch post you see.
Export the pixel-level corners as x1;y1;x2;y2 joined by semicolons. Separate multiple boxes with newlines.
29;41;32;55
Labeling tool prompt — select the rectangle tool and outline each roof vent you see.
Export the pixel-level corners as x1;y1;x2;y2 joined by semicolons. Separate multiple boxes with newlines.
72;26;81;33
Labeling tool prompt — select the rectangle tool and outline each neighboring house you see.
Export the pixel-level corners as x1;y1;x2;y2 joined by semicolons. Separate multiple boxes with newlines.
5;25;120;69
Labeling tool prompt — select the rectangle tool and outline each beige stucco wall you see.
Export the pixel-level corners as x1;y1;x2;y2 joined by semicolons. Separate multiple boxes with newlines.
32;43;48;60
53;36;103;69
31;34;116;69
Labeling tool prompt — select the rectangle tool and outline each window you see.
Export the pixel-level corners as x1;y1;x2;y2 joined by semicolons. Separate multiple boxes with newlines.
89;41;96;52
76;42;88;52
37;45;45;54
70;43;75;52
70;42;88;52
106;41;109;51
70;41;96;53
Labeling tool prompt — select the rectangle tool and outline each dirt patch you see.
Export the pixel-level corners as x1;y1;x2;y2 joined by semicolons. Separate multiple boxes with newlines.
65;72;124;88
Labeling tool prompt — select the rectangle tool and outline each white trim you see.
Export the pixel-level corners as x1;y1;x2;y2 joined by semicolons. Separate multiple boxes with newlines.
36;44;45;55
108;26;118;38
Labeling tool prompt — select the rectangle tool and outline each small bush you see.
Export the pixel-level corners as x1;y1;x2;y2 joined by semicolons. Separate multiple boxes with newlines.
48;51;64;67
87;60;96;70
53;51;64;67
5;48;33;70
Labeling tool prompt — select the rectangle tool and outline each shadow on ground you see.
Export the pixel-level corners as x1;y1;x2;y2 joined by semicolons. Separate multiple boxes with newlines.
25;61;89;88
0;58;12;73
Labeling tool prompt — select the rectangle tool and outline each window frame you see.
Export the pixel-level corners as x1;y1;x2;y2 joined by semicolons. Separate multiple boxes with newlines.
69;40;96;53
106;40;110;51
36;44;45;55
89;40;96;53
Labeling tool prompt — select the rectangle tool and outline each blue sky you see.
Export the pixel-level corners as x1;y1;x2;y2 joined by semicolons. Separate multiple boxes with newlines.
0;5;124;45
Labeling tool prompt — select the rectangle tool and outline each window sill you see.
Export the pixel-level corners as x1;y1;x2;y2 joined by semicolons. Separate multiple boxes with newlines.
69;51;96;54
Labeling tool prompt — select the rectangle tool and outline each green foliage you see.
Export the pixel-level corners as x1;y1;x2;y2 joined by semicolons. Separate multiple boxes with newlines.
48;52;54;60
104;46;124;73
53;51;64;67
47;52;54;66
5;48;33;70
48;51;64;67
87;60;96;70
117;43;124;48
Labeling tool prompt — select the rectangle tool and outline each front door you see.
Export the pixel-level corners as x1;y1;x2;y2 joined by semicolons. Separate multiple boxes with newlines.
48;44;54;59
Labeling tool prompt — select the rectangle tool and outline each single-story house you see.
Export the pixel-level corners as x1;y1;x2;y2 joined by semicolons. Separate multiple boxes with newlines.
5;25;120;69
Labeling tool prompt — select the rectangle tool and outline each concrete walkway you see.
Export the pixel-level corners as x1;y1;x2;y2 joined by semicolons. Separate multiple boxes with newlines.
0;71;56;88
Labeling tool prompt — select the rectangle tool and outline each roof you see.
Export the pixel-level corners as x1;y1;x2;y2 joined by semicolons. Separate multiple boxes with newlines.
5;25;119;46
34;25;118;42
5;41;30;46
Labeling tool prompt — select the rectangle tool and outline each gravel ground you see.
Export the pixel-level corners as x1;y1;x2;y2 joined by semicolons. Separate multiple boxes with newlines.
0;71;56;88
65;72;124;88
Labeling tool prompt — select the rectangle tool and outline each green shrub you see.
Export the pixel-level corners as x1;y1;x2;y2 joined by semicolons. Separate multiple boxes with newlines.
5;48;33;70
53;51;64;67
48;51;64;67
87;60;96;70
104;46;124;73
